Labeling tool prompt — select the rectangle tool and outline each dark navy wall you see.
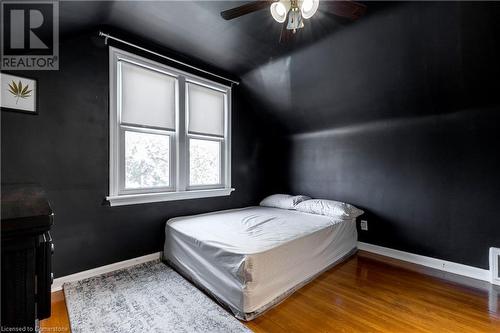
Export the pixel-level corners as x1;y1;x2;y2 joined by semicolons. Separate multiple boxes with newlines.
255;2;500;269
290;109;500;269
1;32;286;277
3;1;500;275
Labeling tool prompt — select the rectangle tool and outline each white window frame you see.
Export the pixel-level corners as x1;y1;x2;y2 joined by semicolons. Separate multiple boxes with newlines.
185;80;229;191
107;47;233;206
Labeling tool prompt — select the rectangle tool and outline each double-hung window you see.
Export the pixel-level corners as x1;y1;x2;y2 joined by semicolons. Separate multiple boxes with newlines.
107;47;233;206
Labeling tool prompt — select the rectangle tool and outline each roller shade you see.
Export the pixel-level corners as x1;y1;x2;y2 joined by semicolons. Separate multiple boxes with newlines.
120;61;176;130
187;83;225;136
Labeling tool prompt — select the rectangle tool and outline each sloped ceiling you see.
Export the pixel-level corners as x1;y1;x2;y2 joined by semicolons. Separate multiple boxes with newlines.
59;1;359;76
59;2;500;134
242;1;500;133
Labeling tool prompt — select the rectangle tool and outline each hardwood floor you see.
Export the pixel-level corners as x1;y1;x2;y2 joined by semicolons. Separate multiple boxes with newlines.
41;251;500;332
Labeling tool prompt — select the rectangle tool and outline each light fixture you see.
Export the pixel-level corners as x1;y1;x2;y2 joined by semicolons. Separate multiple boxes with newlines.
287;8;304;31
300;0;319;19
220;0;367;43
270;1;291;23
271;0;319;31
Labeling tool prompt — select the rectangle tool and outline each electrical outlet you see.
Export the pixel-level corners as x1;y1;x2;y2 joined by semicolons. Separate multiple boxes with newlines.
360;220;368;231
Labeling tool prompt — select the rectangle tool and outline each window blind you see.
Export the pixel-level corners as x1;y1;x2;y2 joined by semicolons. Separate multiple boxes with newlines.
120;61;176;130
187;83;224;136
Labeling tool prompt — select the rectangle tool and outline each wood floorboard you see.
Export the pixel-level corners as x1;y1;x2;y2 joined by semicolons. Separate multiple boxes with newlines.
40;251;500;332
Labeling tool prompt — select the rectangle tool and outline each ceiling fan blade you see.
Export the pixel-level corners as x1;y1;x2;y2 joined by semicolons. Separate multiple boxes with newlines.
323;1;367;20
221;1;274;20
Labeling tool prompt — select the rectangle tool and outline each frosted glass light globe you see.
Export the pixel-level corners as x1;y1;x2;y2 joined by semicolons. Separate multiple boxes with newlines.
301;0;319;19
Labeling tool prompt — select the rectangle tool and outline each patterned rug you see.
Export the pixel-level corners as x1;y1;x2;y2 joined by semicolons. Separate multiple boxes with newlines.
64;260;252;333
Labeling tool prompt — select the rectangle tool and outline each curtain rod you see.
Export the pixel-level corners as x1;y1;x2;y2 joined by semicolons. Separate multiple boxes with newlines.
98;31;239;86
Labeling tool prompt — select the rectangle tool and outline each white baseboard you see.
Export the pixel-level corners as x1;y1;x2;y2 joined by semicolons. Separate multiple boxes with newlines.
52;252;161;292
52;244;491;293
358;242;490;282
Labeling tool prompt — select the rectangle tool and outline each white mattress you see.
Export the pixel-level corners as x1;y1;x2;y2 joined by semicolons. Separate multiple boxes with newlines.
163;206;357;320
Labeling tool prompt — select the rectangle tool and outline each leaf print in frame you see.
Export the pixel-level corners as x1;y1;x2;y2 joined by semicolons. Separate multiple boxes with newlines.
8;80;33;104
1;73;37;114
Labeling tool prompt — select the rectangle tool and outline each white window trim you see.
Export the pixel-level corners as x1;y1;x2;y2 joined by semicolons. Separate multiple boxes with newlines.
107;47;233;206
107;188;235;207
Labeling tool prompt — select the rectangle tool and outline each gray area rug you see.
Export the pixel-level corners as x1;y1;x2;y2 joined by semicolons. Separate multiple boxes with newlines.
64;260;252;333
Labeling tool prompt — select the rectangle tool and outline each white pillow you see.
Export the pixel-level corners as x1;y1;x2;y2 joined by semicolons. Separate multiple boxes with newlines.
295;199;364;219
260;194;311;210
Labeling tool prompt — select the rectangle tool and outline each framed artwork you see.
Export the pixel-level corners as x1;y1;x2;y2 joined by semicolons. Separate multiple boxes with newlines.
1;73;38;114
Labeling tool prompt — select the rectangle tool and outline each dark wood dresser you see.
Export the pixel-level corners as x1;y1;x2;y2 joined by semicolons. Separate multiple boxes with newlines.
1;184;54;331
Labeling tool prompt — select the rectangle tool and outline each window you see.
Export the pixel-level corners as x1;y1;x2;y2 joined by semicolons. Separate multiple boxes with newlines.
187;83;226;188
107;48;233;206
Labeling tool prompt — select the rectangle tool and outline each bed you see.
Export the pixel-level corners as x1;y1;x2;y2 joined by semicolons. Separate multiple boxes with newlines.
163;206;358;320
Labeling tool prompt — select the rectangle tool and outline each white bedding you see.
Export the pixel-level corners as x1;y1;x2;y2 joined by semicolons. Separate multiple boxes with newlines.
164;206;357;320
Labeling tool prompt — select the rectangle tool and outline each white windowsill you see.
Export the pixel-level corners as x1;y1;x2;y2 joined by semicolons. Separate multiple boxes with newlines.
107;188;235;206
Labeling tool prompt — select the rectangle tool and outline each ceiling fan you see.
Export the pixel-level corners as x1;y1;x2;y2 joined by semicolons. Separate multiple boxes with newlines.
221;0;367;43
